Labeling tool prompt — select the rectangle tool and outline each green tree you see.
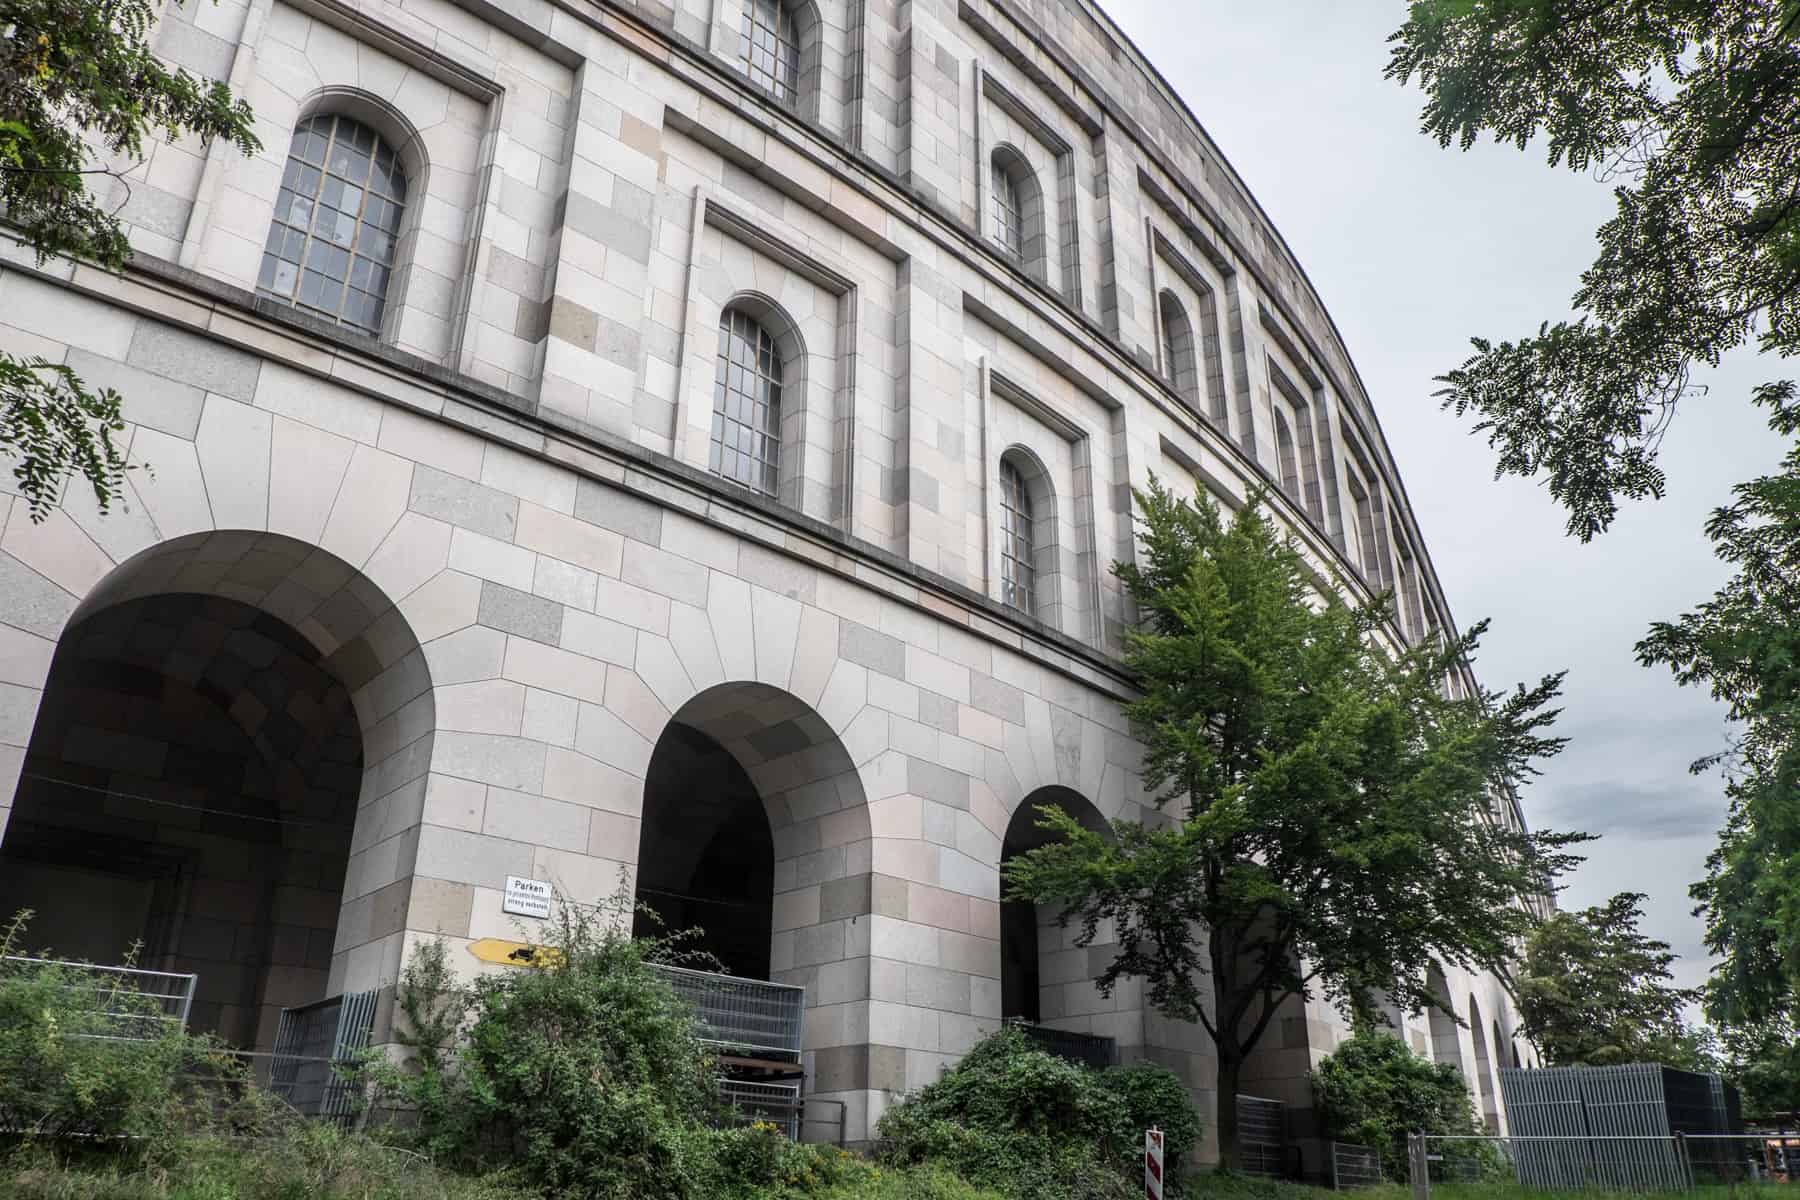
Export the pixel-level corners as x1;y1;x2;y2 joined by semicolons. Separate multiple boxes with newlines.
1313;1030;1485;1178
0;0;257;519
1004;482;1585;1168
1386;0;1800;1035
1517;891;1704;1066
1718;1015;1800;1116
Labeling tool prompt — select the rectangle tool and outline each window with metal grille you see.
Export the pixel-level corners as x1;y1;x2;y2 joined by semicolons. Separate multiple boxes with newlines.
741;0;799;101
991;154;1024;260
258;114;407;336
711;308;784;497
999;456;1036;614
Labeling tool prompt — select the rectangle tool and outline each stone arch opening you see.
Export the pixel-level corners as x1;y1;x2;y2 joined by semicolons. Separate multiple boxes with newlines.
999;785;1110;1028
1426;963;1464;1073
0;531;433;1051
632;680;871;985
1470;994;1500;1130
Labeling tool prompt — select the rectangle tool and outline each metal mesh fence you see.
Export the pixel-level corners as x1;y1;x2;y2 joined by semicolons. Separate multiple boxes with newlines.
721;1078;803;1140
1412;1133;1800;1194
1331;1141;1385;1189
0;955;197;1040
1238;1094;1289;1178
654;964;805;1062
269;990;378;1124
1006;1020;1119;1068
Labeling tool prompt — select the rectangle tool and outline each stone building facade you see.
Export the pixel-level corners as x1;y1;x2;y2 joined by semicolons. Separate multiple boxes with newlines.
0;0;1536;1161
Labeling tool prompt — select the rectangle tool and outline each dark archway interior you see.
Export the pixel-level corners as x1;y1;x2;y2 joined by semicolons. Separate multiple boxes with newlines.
1000;785;1107;1023
0;593;362;1051
633;721;774;979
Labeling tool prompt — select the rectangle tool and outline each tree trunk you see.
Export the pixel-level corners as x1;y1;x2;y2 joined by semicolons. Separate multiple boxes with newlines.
1216;1047;1245;1171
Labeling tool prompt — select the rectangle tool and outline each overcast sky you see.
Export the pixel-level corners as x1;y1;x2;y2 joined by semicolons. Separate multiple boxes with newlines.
1099;1;1783;998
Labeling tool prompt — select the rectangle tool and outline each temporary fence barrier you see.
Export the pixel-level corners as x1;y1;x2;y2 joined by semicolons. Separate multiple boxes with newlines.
654;964;805;1063
268;989;378;1125
1409;1132;1800;1194
0;955;197;1039
1238;1094;1289;1178
1330;1141;1385;1189
1007;1019;1120;1069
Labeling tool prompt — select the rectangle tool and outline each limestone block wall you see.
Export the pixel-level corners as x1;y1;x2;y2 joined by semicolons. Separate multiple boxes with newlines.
0;0;1541;1157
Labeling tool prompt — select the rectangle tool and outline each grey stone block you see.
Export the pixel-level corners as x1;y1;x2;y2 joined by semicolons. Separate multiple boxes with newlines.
593;313;642;370
478;581;564;646
410;465;519;540
839;620;905;680
564;193;651;264
0;552;77;638
970;672;1026;725
126;321;260;402
574;477;662;543
66;349;204;440
907;756;969;810
918;690;958;734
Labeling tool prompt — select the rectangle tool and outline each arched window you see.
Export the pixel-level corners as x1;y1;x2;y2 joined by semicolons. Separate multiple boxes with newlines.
1273;408;1301;503
1159;290;1198;405
989;146;1041;271
741;0;800;101
998;455;1036;615
259;114;407;336
711;306;785;497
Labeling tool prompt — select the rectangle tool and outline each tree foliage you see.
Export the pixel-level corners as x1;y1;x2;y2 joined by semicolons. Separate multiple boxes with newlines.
1388;0;1800;542
1717;1014;1800;1116
1637;386;1800;1025
0;0;258;518
1313;1031;1485;1178
1517;890;1705;1067
1003;482;1584;1167
875;1026;1198;1200
1388;0;1800;1055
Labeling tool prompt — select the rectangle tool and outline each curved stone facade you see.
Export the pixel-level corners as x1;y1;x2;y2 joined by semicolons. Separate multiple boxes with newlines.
0;0;1533;1162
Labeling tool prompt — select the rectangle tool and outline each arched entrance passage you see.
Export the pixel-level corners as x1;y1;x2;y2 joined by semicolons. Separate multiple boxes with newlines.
998;785;1137;1050
0;531;432;1050
1470;995;1500;1131
633;679;872;1005
1426;964;1465;1074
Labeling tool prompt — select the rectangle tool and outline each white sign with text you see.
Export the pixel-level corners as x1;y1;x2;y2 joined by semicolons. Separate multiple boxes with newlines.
502;875;552;919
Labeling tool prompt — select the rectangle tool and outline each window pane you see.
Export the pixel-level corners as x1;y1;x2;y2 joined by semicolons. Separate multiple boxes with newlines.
710;309;785;499
257;114;409;335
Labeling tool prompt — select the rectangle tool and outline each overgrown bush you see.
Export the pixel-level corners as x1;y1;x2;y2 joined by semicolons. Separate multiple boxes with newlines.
1311;1029;1485;1177
0;910;264;1147
370;893;729;1199
876;1026;1200;1199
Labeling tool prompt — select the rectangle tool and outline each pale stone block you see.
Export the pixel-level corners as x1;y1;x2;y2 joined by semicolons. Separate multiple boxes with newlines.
421;773;486;833
532;846;629;906
255;360;382;444
61;468;158;567
379;406;486;479
437;679;528;735
1;507;113;599
432;731;548;793
751;586;802;690
131;427;214;538
602;666;668;744
708;571;754;681
574;700;654;777
0;624;54;688
447;527;536;591
364;512;453;604
631;633;692;714
422;624;507;685
399;569;482;644
543;745;643;812
414;823;536;889
666;600;723;690
559;607;636;666
268;416;354;544
484;786;590;852
0;272;137;357
532;555;597;611
592;574;671;634
585;807;642;860
194;393;272;530
322;444;413;569
622;538;708;607
660;510;739;572
504;635;610;705
515;502;624;576
522;687;579;747
481;444;577;514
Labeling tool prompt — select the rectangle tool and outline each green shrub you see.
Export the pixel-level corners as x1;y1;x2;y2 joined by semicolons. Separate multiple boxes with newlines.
1311;1029;1485;1178
0;911;263;1148
876;1026;1199;1200
371;893;732;1199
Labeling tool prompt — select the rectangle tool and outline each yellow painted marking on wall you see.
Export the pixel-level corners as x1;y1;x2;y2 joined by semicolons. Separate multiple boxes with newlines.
466;938;562;969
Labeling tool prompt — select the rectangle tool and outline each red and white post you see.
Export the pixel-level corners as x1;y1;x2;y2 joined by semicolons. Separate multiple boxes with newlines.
1145;1126;1165;1200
